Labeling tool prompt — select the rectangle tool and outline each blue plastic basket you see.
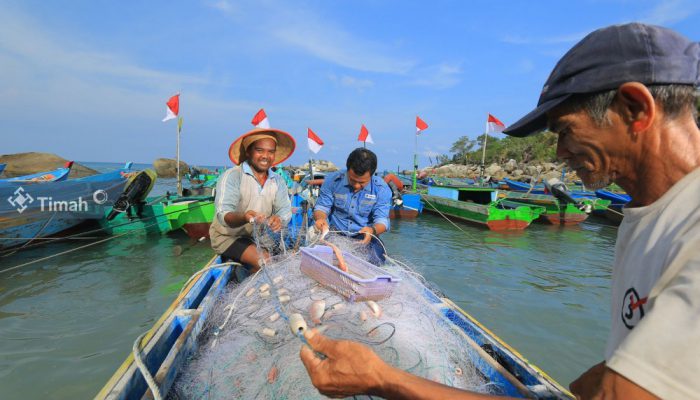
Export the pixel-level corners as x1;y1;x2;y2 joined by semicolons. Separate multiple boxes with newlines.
299;245;401;302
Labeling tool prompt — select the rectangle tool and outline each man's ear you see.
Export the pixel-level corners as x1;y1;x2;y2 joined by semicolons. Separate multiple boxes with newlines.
616;82;656;133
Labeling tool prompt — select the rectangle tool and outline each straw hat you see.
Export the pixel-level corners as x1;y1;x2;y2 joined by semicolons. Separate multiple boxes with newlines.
228;128;296;166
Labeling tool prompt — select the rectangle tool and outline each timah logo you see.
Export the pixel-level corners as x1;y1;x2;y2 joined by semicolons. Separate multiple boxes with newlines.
8;187;34;214
6;186;99;214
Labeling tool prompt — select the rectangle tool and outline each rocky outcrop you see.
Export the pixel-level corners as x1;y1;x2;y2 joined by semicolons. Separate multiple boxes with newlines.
153;158;189;178
0;152;98;178
419;160;579;184
294;160;339;173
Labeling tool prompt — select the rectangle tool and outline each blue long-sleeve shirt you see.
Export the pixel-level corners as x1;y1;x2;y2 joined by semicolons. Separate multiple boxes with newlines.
314;171;391;233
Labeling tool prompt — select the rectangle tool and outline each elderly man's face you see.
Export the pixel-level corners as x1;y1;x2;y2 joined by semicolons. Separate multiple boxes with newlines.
547;108;627;190
247;138;277;173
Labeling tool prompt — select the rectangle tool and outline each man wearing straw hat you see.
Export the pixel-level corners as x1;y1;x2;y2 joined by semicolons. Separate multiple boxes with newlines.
210;127;296;274
300;23;700;399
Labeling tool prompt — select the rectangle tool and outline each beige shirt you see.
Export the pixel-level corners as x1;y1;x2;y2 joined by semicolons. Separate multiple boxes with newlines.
606;167;700;399
209;164;291;254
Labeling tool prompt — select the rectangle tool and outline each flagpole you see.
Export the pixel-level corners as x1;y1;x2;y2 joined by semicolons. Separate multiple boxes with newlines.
177;116;183;196
480;113;488;186
412;129;418;191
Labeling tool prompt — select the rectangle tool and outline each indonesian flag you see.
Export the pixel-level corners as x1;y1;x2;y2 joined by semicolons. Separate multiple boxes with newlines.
416;116;429;134
307;128;324;154
251;108;270;129
162;93;179;122
358;124;373;144
486;113;506;133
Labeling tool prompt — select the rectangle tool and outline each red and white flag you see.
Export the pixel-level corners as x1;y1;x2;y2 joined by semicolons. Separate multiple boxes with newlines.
307;128;324;154
486;113;506;133
416;116;429;134
162;93;180;122
251;108;270;129
358;124;373;144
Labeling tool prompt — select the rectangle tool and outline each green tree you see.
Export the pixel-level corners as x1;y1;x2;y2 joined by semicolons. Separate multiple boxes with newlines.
449;136;478;164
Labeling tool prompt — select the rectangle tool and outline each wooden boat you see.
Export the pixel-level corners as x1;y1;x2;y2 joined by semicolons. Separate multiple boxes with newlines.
594;189;630;224
421;186;545;230
0;161;73;183
499;191;609;225
161;195;215;239
97;255;572;399
390;192;423;218
0;163;131;249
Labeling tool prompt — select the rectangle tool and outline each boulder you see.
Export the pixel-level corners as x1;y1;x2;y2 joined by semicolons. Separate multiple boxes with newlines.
0;152;98;178
525;165;540;176
542;171;562;182
154;158;189;178
543;162;558;172
503;159;518;173
512;169;524;179
298;160;339;173
484;163;502;176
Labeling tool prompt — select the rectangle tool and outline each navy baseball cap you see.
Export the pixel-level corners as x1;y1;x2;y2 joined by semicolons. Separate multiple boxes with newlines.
503;23;700;137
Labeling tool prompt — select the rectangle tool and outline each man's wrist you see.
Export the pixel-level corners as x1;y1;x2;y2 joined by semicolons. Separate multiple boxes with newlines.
370;225;377;236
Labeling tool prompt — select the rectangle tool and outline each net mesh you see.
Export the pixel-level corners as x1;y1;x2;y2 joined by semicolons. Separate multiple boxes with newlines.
168;223;494;399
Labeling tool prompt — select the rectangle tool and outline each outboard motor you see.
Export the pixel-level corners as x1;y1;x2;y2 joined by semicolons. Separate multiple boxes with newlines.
383;173;404;206
545;178;590;212
107;169;157;220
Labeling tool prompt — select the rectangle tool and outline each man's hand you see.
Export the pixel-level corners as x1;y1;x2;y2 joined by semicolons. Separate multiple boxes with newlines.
357;226;374;244
267;215;282;232
315;218;329;233
570;362;605;399
299;329;386;398
244;210;265;224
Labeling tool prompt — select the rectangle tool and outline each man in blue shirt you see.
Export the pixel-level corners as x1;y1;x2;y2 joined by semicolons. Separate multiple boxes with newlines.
313;148;392;263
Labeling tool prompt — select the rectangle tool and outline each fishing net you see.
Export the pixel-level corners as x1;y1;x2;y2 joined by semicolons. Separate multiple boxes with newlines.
169;222;494;399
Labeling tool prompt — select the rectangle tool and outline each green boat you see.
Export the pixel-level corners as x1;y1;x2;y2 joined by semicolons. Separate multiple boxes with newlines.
161;195;215;239
498;191;609;226
421;186;545;230
100;195;174;235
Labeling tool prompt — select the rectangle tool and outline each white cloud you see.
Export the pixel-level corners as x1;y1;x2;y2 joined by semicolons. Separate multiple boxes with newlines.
501;31;588;46
328;73;374;91
208;0;415;75
410;63;462;89
640;0;700;25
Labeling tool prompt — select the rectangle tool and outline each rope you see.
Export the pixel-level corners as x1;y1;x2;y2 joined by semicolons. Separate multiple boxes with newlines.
0;220;164;275
132;331;163;400
419;196;472;235
0;198;214;256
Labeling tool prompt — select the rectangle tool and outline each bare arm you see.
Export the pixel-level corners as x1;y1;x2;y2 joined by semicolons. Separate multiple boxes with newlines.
223;210;263;228
570;361;659;400
313;210;329;232
300;329;511;400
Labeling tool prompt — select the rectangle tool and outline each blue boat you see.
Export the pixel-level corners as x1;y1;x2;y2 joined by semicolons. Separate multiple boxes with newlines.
0;161;73;183
0;163;133;249
97;255;572;399
594;189;631;206
504;178;597;199
0;163;5;175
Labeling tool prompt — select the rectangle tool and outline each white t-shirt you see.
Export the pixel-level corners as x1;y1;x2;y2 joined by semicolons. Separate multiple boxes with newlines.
606;167;700;399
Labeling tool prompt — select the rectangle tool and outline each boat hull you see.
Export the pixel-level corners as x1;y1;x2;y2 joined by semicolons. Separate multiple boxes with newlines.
0;170;129;249
421;194;543;231
97;256;573;399
390;193;423;219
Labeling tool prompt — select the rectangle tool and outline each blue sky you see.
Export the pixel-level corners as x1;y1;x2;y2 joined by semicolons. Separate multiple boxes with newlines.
1;0;699;171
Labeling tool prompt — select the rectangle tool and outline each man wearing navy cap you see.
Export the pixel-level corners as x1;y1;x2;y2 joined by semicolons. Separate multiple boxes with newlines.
299;23;700;399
